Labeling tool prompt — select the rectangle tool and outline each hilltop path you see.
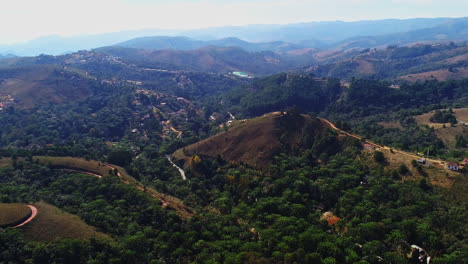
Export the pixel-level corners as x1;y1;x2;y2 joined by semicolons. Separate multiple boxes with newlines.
319;118;449;167
32;156;193;218
12;205;38;228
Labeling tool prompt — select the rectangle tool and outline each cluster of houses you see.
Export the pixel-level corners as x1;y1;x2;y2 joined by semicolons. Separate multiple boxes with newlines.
447;158;468;171
0;94;15;111
417;157;467;171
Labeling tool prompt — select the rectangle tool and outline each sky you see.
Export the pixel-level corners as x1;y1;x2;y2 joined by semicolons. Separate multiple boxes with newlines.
0;0;467;44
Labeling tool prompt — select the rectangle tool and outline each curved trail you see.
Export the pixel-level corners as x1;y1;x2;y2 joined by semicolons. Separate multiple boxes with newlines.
12;205;38;228
100;162;192;217
319;118;449;166
33;157;193;218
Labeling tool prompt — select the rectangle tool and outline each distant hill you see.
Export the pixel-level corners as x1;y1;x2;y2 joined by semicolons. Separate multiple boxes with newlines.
333;17;468;50
173;112;340;168
95;46;315;75
0;65;95;108
0;53;16;59
308;42;468;80
184;18;458;44
115;36;303;53
217;73;342;117
2;17;467;56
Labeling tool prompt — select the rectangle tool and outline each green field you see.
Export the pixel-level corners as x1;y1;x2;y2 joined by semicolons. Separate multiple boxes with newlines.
0;203;31;227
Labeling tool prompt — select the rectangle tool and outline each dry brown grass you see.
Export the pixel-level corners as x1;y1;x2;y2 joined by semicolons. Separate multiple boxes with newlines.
22;202;108;241
435;126;468;148
363;148;460;188
0;65;91;108
356;59;374;75
0;203;31;227
414;111;450;128
414;108;468;148
34;156;112;176
453;108;468;123
0;158;12;168
400;67;468;82
174;112;327;168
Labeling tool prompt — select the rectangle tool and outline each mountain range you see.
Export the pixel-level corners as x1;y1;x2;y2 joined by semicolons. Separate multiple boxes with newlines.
1;17;468;56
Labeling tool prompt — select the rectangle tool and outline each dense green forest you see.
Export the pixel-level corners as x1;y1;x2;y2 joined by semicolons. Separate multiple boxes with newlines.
1;148;467;263
1;55;467;263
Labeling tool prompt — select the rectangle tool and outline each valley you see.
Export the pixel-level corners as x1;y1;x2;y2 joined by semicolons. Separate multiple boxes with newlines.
0;15;467;264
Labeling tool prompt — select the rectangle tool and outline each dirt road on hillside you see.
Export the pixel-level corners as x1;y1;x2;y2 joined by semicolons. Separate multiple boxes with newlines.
13;205;38;228
319;118;449;166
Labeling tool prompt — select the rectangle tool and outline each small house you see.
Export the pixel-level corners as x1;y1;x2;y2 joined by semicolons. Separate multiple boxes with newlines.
363;143;375;150
447;162;459;171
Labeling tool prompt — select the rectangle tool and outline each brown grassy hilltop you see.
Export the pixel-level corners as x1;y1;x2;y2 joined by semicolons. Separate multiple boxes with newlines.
0;203;31;228
173;112;331;168
0;65;94;108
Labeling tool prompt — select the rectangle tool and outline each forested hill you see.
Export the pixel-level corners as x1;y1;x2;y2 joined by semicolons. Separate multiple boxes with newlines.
308;42;468;80
94;45;315;75
211;73;468;118
115;36;302;53
0;43;467;263
173;112;348;168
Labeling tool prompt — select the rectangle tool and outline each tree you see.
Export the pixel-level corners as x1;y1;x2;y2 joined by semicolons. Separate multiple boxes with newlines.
107;149;132;167
455;135;466;148
398;164;409;175
373;151;385;163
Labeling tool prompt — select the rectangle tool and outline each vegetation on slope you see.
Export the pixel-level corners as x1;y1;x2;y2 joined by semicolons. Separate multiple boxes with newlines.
0;203;31;227
23;202;108;241
174;111;335;168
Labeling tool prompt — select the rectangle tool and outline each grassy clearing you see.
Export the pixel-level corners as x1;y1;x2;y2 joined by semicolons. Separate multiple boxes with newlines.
453;108;468;122
34;156;112;176
0;203;31;227
363;148;460;188
22;202;108;242
400;67;468;82
414;111;450;128
435;126;468;148
414;108;468;148
0;158;12;168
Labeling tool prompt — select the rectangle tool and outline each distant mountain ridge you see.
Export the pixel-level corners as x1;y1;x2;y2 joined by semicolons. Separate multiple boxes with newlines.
94;45;315;75
0;53;16;59
115;36;303;53
2;17;467;56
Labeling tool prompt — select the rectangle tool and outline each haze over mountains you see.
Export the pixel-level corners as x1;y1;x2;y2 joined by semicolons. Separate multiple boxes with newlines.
1;17;468;56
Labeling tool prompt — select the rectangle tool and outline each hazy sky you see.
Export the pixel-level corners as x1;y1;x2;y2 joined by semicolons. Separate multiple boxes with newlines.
1;0;467;44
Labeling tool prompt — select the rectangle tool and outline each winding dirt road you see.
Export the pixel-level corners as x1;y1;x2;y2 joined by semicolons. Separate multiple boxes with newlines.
319;118;449;166
12;205;38;228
